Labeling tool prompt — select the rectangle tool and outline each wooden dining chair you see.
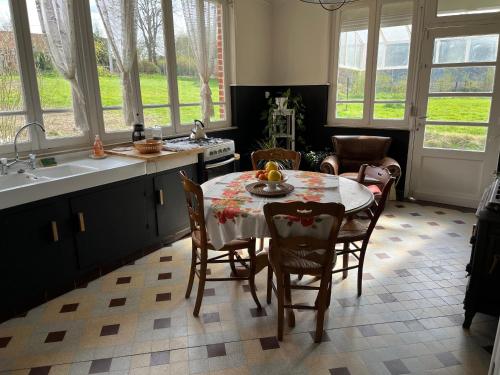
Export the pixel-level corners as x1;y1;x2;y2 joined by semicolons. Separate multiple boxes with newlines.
264;201;345;343
179;171;261;317
333;165;395;297
251;148;301;171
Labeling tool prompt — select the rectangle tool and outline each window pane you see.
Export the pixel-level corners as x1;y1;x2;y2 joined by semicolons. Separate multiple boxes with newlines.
433;35;499;64
437;0;500;17
0;115;27;145
424;125;488;152
26;0;81;139
430;67;496;93
374;103;406;119
173;0;225;106
90;0;125;132
137;0;170;111
180;105;202;124
427;97;492;123
102;110;126;132
211;104;226;122
0;1;26;144
336;6;368;119
143;107;171;127
336;103;364;119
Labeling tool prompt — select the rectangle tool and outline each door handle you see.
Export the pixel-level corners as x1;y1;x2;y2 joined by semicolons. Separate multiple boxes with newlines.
158;189;165;206
78;212;86;232
51;221;59;242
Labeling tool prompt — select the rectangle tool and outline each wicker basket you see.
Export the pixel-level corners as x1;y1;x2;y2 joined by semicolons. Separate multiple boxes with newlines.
134;139;163;154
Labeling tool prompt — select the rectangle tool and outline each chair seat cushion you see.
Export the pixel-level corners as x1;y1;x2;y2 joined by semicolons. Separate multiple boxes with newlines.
340;172;380;185
367;184;382;196
337;218;369;242
192;230;253;251
279;248;330;275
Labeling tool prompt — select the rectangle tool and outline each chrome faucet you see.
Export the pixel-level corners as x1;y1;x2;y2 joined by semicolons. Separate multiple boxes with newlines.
3;122;46;173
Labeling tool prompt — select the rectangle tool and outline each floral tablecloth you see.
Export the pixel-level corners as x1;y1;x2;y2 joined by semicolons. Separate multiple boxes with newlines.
201;171;373;250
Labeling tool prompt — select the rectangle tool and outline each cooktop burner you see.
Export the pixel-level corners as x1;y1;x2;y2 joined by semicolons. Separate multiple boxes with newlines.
167;136;226;146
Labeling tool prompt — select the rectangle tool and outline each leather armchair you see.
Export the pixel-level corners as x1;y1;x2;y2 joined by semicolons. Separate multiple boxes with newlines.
320;136;401;181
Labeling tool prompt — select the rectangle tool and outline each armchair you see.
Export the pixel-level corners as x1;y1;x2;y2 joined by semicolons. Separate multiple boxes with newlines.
320;136;401;182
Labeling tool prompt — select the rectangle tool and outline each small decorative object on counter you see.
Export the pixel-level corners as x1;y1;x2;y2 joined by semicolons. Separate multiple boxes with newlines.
93;135;105;157
134;139;163;154
152;126;163;140
132;113;146;142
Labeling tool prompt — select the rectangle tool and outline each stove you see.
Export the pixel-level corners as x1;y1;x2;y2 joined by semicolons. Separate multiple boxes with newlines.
165;136;237;182
165;137;235;163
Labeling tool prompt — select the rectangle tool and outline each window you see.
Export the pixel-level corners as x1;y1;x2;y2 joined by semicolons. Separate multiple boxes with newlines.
331;0;415;126
89;0;229;137
437;0;500;17
26;0;82;140
0;0;27;146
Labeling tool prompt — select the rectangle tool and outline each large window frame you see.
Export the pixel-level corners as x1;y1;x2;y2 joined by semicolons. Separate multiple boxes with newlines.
85;0;232;143
328;0;420;129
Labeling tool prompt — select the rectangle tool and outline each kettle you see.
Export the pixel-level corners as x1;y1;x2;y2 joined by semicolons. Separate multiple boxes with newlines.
190;120;207;140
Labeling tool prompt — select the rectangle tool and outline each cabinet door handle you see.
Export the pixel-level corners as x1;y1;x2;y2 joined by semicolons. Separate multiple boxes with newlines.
78;212;86;232
51;221;59;242
158;189;165;206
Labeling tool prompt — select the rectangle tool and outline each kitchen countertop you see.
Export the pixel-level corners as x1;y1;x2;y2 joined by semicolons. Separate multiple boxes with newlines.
105;145;204;161
0;148;200;210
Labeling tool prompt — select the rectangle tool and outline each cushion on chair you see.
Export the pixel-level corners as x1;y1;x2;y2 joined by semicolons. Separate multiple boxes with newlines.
337;218;369;242
367;185;382;196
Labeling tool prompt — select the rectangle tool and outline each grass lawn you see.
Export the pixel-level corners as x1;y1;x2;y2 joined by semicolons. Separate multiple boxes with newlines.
337;97;490;151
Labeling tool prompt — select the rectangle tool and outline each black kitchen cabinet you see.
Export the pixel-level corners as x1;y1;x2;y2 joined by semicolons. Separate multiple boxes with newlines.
0;199;78;320
154;165;196;241
70;177;151;270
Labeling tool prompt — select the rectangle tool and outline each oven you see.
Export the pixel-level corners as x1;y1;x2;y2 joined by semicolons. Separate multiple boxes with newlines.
198;153;238;183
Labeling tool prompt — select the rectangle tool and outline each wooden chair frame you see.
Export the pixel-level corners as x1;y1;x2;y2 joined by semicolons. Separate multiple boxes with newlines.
251;148;301;171
264;202;345;343
180;171;261;317
332;165;395;297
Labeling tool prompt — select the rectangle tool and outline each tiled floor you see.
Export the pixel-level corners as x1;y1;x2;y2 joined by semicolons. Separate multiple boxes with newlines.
0;202;497;375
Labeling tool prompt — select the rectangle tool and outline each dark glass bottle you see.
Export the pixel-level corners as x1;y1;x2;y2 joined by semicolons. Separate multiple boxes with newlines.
132;113;145;142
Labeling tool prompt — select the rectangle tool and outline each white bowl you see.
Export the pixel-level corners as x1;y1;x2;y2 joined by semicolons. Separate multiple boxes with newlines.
259;174;288;192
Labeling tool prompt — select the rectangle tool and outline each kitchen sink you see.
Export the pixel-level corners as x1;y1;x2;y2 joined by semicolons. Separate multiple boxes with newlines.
0;173;50;191
31;164;98;179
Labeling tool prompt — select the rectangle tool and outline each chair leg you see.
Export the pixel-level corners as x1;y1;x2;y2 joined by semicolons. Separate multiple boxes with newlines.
247;241;262;309
357;245;368;297
326;276;332;308
276;273;285;341
185;243;197;299
228;251;238;275
267;264;273;304
284;273;295;328
342;242;349;280
258;237;265;252
314;277;329;343
193;249;208;317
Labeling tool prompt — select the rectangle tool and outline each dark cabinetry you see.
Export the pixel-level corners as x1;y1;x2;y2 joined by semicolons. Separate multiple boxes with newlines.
0;165;196;322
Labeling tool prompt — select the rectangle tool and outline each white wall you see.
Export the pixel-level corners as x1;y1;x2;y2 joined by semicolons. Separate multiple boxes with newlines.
270;0;332;85
230;0;273;85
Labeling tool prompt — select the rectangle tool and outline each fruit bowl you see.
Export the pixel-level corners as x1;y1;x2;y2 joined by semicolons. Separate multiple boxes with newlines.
256;173;288;192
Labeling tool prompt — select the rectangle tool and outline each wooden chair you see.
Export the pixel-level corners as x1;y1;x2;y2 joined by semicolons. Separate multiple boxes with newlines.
179;171;261;317
333;165;395;296
264;202;345;343
251;148;301;171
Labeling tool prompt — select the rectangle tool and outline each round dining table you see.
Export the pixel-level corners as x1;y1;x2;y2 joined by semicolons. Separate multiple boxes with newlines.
201;170;374;250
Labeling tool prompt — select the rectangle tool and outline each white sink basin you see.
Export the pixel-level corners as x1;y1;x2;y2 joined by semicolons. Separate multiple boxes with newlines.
0;174;50;191
32;164;97;179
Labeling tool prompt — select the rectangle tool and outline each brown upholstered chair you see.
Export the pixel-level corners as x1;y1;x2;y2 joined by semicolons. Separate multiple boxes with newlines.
180;171;261;316
264;201;345;343
320;136;401;182
332;165;395;296
251;148;301;171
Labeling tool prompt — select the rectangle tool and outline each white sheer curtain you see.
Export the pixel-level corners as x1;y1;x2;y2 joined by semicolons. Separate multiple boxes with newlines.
96;0;138;127
36;0;89;131
181;0;218;124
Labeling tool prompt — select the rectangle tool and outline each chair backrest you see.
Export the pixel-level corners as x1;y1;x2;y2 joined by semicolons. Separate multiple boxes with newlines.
333;136;391;173
251;148;301;170
357;165;395;238
264;202;345;276
179;171;208;246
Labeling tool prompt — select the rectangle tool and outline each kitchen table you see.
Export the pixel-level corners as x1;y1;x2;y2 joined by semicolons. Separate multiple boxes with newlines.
201;170;374;249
